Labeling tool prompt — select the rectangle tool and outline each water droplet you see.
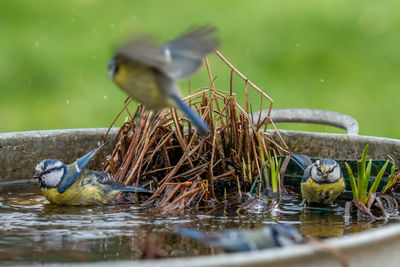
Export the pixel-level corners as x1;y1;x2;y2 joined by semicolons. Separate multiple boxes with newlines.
66;99;70;104
320;79;325;83
104;95;107;100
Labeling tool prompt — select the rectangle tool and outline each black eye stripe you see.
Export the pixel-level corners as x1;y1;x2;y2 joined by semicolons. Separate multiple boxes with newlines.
40;167;63;175
316;165;336;173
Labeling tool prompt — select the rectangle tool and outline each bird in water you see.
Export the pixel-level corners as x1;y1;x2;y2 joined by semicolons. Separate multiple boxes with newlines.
33;143;153;205
108;26;220;136
176;224;304;252
291;154;345;205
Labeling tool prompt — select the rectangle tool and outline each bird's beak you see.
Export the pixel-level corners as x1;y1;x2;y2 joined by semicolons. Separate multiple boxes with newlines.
321;165;329;178
33;173;41;180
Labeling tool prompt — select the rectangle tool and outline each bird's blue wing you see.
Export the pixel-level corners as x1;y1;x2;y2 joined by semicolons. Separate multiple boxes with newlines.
117;34;169;71
57;144;106;193
170;94;209;136
301;165;313;183
111;185;155;194
161;26;219;79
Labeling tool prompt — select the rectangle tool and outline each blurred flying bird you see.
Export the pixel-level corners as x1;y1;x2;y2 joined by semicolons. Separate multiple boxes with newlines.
108;26;220;136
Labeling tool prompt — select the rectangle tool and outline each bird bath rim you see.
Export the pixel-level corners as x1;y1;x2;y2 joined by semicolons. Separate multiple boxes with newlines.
1;127;400;182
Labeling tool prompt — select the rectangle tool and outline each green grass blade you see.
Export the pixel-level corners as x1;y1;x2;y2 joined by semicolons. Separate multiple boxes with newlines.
384;157;396;192
259;146;268;187
367;159;389;201
269;152;277;192
357;144;369;204
277;157;282;170
364;159;372;192
357;160;366;204
345;162;359;199
275;158;282;191
264;166;270;190
361;144;369;166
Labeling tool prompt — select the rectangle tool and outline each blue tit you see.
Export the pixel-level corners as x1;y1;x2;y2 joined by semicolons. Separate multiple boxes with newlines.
33;144;154;205
176;224;304;252
292;155;346;205
108;26;220;136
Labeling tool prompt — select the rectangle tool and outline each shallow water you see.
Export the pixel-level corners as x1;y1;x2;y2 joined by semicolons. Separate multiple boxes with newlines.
0;182;394;264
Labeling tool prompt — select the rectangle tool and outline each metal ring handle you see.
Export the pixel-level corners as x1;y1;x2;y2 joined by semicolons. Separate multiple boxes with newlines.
252;108;359;135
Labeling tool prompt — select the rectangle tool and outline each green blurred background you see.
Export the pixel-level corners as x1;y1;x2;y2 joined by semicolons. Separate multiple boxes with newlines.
1;0;399;138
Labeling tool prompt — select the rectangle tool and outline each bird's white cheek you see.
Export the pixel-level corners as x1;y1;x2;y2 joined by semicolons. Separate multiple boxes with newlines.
310;168;316;177
329;167;341;182
43;169;64;187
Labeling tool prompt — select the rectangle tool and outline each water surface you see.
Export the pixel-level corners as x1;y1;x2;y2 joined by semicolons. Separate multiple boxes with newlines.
0;182;393;264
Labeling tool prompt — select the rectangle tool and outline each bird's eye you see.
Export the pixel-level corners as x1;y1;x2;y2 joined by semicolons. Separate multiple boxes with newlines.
40;169;51;175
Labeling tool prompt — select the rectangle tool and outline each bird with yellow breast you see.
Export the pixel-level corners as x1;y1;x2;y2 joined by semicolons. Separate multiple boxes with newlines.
291;155;345;205
108;26;220;136
33;144;153;205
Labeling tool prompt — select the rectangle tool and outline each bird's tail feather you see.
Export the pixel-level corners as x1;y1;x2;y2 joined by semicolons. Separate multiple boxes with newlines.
170;94;209;136
76;143;108;173
290;154;313;171
112;186;155;194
